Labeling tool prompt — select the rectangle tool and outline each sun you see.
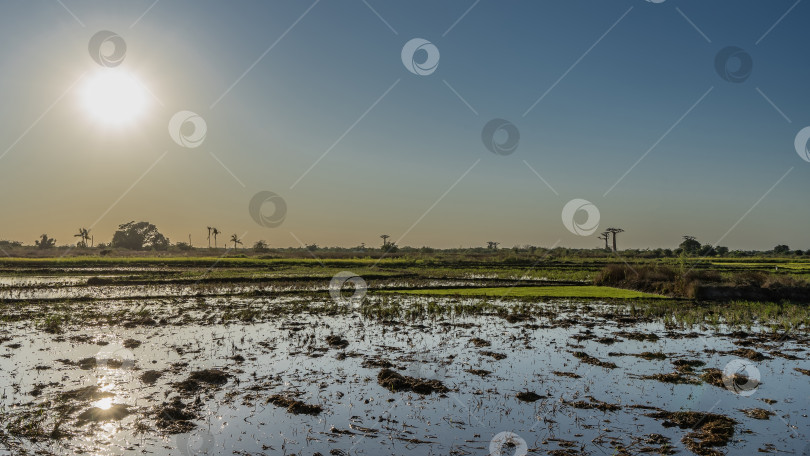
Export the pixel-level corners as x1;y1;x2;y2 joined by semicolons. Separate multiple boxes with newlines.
81;69;148;126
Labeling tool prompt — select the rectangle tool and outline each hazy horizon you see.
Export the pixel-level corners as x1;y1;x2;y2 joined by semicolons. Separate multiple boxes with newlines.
1;1;809;251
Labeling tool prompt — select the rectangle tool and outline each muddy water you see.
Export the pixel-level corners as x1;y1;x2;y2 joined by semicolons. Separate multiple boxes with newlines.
0;295;807;455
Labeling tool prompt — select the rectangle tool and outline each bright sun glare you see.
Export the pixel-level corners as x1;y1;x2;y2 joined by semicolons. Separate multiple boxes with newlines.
82;70;147;126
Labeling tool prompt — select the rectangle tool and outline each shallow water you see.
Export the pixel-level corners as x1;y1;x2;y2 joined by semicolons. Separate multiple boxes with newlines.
0;295;807;455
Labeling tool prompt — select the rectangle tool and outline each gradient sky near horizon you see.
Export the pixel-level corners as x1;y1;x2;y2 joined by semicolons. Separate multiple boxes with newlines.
0;0;808;250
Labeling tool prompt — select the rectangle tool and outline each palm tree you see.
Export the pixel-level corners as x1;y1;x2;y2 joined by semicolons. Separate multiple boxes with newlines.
380;234;390;248
230;234;242;250
74;228;90;248
206;226;212;248
212;228;220;248
605;228;625;252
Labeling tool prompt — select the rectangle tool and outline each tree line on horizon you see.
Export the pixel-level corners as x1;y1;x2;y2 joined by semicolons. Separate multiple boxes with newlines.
0;221;806;257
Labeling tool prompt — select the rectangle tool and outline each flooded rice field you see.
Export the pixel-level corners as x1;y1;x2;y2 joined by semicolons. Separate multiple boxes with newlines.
0;273;808;455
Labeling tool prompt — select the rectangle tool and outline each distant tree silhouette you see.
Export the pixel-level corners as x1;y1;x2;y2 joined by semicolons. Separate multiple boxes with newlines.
679;236;701;255
598;232;610;250
230;234;243;250
206;226;212;248
605;228;625;252
380;234;390;248
253;240;269;252
35;234;56;249
212;228;220;248
74;228;90;248
773;245;790;255
487;241;500;250
111;221;169;250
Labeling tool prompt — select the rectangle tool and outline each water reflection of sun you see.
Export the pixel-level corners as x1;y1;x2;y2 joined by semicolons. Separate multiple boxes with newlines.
93;396;113;410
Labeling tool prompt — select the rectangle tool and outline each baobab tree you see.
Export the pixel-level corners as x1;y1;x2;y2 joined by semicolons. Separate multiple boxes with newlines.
212;228;220;248
230;234;242;250
206;227;212;248
74;228;90;248
380;234;390;248
598;232;610;250
605;227;625;252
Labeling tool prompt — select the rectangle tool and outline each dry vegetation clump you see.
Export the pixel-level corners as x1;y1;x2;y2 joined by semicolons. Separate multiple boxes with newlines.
552;371;581;379
571;351;617;369
465;368;491;377
153;397;198;433
480;350;507;360
361;356;394;369
140;370;163;384
646;410;736;456
325;335;349;349
377;368;448;395
567;396;621;412
673;359;705;373
267;394;322;415
515;391;543;402
699;368;760;391
469;337;491;347
642;372;700;385
175;369;229;394
740;408;774;420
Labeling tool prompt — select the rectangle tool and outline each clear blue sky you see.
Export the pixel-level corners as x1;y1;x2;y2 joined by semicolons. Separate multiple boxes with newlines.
0;0;808;250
